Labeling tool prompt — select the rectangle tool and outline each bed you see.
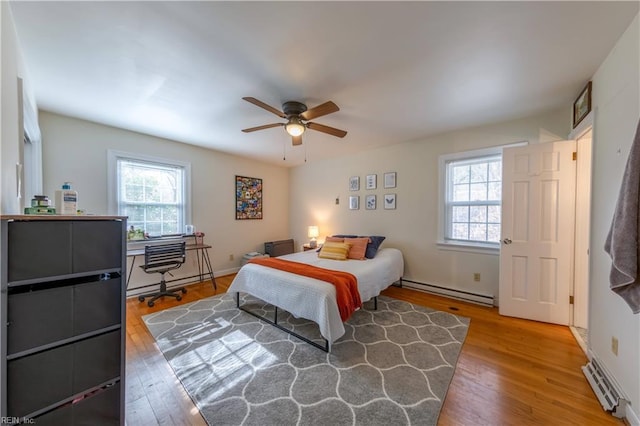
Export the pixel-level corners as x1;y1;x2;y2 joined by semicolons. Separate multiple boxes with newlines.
228;247;404;351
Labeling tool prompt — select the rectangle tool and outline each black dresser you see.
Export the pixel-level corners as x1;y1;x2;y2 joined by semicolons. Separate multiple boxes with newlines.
1;215;126;425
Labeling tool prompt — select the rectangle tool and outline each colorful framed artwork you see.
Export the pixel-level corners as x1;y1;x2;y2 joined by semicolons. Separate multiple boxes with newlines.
384;172;397;189
349;195;360;210
235;175;263;220
366;194;376;210
366;174;377;190
384;193;396;210
349;176;360;191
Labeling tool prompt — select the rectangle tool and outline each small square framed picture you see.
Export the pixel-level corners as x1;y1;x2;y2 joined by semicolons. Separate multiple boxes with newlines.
366;174;377;190
349;195;360;210
384;172;397;189
349;176;360;191
573;81;592;128
384;193;396;210
365;194;376;210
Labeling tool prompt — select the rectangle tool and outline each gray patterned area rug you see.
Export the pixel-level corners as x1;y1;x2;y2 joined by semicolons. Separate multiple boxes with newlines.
143;293;469;425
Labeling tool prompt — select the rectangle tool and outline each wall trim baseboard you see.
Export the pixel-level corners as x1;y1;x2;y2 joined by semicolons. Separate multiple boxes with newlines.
215;266;241;277
401;278;494;307
627;405;640;426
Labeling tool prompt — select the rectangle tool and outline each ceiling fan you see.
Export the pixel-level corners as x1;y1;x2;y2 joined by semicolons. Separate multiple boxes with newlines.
241;97;347;146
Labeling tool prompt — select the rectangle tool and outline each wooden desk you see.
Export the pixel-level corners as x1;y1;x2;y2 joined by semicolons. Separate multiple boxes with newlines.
127;242;216;291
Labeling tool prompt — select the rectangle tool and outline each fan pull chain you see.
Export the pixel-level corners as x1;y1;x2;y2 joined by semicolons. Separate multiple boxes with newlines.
304;144;307;162
283;139;286;161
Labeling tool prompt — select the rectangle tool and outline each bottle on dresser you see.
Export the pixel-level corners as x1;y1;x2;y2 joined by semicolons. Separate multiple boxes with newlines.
55;182;78;215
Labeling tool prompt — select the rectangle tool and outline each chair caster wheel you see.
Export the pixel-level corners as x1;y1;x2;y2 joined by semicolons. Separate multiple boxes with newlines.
147;301;154;307
176;296;182;301
138;296;145;302
181;288;187;294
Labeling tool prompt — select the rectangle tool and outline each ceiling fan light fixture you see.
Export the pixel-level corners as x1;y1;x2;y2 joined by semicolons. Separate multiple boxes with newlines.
242;97;346;144
285;117;306;137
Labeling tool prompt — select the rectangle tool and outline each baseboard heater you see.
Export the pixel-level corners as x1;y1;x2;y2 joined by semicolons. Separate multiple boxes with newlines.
400;278;494;307
264;239;295;257
582;357;629;418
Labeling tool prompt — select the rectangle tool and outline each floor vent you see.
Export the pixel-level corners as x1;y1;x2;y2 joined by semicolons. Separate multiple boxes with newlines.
582;357;628;418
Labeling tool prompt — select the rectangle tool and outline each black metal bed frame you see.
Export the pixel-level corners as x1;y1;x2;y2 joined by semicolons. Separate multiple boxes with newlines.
235;292;378;352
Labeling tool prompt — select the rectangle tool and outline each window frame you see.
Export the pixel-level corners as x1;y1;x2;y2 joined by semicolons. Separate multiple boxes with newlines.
437;142;526;255
19;77;43;207
107;150;192;241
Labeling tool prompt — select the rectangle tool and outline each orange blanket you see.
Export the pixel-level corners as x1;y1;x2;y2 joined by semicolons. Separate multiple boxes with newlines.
248;257;362;321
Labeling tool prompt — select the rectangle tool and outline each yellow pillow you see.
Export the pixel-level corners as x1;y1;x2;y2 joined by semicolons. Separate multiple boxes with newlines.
318;241;351;260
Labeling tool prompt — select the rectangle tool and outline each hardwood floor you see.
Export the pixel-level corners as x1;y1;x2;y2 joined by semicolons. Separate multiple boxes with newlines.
125;276;622;425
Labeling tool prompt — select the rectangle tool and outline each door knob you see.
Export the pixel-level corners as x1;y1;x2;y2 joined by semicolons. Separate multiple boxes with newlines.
502;238;512;244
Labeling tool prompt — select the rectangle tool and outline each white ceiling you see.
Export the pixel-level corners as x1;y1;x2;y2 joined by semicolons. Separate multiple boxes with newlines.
9;1;639;167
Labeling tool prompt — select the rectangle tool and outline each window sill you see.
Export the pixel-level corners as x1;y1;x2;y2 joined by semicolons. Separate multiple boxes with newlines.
436;240;499;255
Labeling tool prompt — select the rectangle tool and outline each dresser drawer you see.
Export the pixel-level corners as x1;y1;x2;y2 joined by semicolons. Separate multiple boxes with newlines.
7;221;72;281
7;330;121;417
34;382;120;426
7;277;122;355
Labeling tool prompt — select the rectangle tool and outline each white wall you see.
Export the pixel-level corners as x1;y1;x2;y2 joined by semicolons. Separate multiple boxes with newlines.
289;109;568;301
1;3;26;215
589;14;640;419
38;111;290;288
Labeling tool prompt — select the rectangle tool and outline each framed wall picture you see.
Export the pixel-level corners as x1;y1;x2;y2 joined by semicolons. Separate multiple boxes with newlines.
349;176;360;191
365;194;376;210
366;174;377;190
235;175;263;220
349;195;360;210
384;172;397;189
384;193;396;210
573;81;592;128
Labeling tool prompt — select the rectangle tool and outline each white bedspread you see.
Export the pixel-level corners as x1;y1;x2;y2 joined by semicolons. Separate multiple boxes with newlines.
228;247;404;345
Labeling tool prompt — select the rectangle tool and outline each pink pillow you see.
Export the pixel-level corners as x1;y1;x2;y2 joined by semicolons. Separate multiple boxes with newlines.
344;237;370;260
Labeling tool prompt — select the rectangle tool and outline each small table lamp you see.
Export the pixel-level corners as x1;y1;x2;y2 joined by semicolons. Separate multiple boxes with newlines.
308;226;319;248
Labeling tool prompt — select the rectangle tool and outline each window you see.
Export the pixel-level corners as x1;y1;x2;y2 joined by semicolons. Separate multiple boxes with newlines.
20;77;43;205
108;151;191;237
445;154;501;244
438;144;526;253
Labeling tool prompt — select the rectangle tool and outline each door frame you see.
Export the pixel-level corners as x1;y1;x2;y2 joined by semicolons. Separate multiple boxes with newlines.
569;115;594;332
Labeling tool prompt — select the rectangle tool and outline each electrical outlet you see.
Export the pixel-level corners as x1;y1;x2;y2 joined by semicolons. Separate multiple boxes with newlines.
611;336;619;356
229;254;234;261
473;273;481;282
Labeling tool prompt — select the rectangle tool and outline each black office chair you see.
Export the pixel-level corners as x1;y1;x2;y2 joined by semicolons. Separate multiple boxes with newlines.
138;242;187;307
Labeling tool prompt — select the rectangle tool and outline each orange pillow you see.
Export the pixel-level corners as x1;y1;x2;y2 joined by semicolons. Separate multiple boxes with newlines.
344;237;370;260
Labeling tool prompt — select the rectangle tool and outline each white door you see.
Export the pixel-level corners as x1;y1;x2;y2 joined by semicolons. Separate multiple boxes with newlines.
499;140;576;325
573;131;592;329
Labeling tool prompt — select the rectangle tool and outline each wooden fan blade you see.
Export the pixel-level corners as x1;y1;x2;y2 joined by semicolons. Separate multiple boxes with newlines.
242;123;284;133
242;97;286;118
292;135;302;146
307;121;347;138
300;101;339;121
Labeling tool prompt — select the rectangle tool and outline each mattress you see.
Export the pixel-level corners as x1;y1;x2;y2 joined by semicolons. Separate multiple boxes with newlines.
228;247;404;345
